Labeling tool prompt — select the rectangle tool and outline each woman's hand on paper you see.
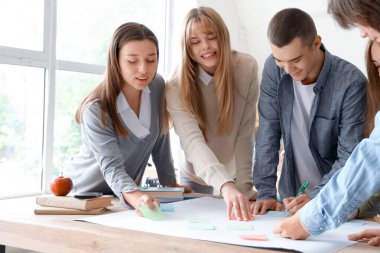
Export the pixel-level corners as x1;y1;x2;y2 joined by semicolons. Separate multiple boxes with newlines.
221;182;253;221
273;210;310;240
348;229;380;246
283;194;310;215
122;191;158;216
251;198;281;215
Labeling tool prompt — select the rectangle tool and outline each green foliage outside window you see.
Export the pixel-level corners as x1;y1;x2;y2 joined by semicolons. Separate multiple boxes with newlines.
53;71;100;175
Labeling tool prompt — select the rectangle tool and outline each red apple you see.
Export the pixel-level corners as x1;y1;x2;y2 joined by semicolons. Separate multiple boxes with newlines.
50;173;73;196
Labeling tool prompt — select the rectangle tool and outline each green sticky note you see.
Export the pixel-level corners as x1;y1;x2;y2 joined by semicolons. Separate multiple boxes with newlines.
188;217;210;224
140;204;166;221
188;223;215;230
227;223;253;231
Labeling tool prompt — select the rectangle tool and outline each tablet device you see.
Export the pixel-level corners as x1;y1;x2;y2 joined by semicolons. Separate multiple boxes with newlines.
73;192;103;199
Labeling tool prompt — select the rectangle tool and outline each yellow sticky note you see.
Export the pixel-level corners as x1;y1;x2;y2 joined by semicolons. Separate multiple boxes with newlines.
227;223;253;231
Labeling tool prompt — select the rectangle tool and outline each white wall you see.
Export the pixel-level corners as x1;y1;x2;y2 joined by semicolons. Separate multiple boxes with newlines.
197;0;250;53
166;1;369;170
194;0;368;78
167;0;252;78
166;0;198;79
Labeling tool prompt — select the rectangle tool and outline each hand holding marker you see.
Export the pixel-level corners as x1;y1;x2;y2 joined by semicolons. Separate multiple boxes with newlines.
284;181;310;215
295;181;310;197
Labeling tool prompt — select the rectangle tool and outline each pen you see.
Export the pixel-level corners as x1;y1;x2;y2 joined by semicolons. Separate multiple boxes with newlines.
284;181;310;216
295;181;310;197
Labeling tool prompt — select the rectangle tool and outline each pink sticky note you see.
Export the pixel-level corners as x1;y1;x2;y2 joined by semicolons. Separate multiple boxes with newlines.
239;235;268;241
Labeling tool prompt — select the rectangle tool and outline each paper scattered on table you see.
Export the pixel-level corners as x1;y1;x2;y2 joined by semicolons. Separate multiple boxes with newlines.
77;197;380;253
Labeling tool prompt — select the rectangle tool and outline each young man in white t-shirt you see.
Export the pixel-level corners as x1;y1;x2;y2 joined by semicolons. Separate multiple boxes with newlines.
252;8;367;215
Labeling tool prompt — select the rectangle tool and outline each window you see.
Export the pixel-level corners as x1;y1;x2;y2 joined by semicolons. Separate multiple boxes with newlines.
0;64;44;197
56;0;166;68
0;0;178;198
54;71;101;170
0;0;44;50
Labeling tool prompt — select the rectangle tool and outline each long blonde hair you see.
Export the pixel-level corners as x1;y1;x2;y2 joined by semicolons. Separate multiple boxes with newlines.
364;40;380;137
175;6;234;137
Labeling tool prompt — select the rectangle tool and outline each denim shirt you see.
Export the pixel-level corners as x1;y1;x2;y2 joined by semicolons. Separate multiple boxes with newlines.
254;44;367;201
300;111;380;236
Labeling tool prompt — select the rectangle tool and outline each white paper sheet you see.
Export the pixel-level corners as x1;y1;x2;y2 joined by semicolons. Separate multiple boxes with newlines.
77;197;380;253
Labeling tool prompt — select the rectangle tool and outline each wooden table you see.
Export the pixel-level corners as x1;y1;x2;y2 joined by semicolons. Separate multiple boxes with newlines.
0;197;377;253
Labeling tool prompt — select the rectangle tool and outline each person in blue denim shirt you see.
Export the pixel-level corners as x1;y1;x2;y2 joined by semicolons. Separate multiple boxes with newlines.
274;0;380;246
355;39;380;220
252;8;367;215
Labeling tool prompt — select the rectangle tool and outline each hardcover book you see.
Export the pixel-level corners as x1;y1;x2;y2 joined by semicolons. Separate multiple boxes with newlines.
138;187;222;202
36;195;113;210
138;187;185;197
34;206;108;215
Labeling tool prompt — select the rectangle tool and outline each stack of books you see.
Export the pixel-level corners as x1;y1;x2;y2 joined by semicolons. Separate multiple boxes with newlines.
34;195;113;215
138;187;185;203
138;187;222;203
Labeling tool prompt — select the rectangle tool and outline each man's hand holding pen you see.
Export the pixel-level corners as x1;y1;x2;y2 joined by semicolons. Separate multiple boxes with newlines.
283;181;310;215
283;194;311;215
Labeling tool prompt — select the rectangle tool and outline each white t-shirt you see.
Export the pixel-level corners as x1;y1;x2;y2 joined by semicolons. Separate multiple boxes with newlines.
290;80;321;194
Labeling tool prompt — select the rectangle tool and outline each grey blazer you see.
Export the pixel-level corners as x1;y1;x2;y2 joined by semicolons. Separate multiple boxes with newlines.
254;44;367;201
65;74;177;200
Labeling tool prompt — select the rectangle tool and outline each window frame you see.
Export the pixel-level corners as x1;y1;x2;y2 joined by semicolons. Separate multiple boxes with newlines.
0;0;172;199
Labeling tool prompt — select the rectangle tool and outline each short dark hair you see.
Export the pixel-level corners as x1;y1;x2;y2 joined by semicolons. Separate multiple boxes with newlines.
328;0;380;32
267;8;317;48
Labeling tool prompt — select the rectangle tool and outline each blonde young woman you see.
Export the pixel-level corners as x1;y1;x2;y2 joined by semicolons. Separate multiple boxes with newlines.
166;7;259;221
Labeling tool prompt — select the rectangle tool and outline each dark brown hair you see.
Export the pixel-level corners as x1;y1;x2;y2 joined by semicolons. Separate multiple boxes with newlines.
364;40;380;137
75;22;159;136
328;0;380;32
268;8;317;48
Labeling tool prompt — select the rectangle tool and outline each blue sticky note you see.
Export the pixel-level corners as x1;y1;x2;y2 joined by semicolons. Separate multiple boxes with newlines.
346;220;366;226
160;203;175;212
266;211;288;217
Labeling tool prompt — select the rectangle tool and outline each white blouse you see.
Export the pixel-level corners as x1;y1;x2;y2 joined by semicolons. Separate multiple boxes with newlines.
116;87;151;139
198;66;213;86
